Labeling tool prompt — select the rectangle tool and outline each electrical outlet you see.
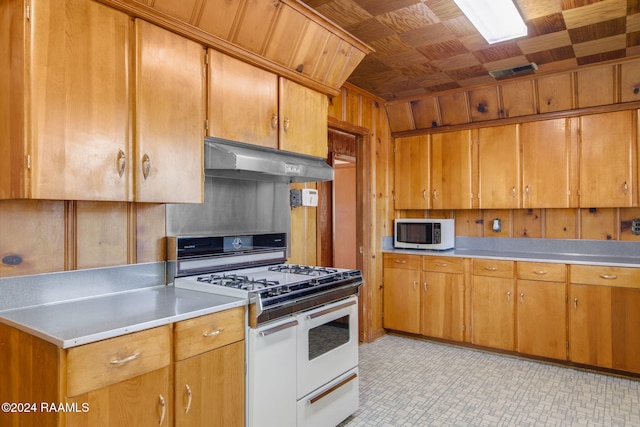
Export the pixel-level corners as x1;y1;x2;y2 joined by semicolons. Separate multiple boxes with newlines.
632;218;640;236
290;189;302;208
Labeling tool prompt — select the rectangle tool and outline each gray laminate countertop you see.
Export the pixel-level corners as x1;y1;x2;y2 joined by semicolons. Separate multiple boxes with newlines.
0;285;246;349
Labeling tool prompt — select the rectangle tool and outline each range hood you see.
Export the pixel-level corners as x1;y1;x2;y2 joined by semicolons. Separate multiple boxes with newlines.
204;137;334;183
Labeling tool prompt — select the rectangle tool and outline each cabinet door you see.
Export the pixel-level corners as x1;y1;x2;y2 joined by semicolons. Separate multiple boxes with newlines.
421;271;464;341
208;49;278;148
279;78;328;158
135;19;205;203
66;367;171;427
175;341;245;427
394;136;430;210
568;284;612;368
478;125;520;208
22;0;130;200
471;275;515;350
383;267;421;334
611;287;640;374
517;279;567;360
431;130;473;209
579;111;634;207
521;119;572;208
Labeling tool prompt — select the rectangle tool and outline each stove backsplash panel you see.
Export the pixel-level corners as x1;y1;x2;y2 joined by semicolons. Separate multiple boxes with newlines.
166;177;290;237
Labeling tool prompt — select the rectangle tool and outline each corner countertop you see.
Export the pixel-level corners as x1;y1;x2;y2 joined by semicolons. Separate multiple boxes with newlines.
0;286;246;349
383;248;640;268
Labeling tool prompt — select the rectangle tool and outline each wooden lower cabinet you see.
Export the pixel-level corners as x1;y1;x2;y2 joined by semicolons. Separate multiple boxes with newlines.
0;307;246;427
173;307;245;427
421;257;465;341
471;259;515;351
516;262;567;360
569;265;640;374
382;254;421;334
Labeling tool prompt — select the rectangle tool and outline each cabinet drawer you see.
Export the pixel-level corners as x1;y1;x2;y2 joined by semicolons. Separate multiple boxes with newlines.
517;262;566;282
383;253;420;270
472;259;514;278
174;306;245;361
570;265;640;289
66;325;171;397
422;257;463;274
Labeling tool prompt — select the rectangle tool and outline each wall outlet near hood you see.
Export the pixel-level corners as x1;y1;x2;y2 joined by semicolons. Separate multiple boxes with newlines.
290;189;302;208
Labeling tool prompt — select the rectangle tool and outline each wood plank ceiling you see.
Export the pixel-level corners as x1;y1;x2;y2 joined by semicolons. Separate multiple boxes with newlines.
298;0;640;101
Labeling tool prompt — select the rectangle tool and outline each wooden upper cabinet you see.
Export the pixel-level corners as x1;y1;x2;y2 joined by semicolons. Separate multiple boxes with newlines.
278;78;328;158
578;111;634;207
430;130;473;209
620;59;640;103
537;73;573;113
576;65;616;108
477;125;521;209
208;49;278;148
501;80;536;118
394;136;430;210
0;0;131;201
134;19;205;203
520;119;573;208
468;87;500;122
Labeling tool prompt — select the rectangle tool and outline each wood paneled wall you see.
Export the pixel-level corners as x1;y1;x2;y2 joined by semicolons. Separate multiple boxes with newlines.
0;200;165;278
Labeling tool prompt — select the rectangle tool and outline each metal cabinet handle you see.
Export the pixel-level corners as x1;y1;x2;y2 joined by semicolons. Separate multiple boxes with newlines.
573;297;578;310
203;328;224;337
271;113;278;129
519;291;524;303
307;300;356;319
624;181;628;195
117;149;126;177
142;153;151;180
283;116;290;133
525;185;530;196
423;282;428;292
599;274;617;280
110;352;140;365
484;266;498;271
512;186;517;198
159;394;166;425
532;270;547;275
184;384;192;414
394;259;407;264
432;189;438;200
423;189;427;199
308;373;358;405
506;291;511;302
259;320;299;337
413;280;418;291
435;263;448;267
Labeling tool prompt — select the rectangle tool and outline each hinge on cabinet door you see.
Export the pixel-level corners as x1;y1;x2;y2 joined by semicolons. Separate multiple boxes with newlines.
26;154;31;170
25;4;30;20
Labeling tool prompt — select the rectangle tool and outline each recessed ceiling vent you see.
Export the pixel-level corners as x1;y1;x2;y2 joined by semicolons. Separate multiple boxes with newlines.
489;62;538;79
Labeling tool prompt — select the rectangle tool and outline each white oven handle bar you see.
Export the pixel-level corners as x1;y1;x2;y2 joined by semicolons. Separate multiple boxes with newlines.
259;320;299;337
307;372;358;405
306;299;356;320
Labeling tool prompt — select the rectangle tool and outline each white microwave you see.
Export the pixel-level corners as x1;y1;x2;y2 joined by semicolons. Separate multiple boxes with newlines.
394;219;455;250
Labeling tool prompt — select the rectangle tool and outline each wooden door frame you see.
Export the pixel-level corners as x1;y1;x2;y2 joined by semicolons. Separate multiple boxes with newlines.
319;116;373;342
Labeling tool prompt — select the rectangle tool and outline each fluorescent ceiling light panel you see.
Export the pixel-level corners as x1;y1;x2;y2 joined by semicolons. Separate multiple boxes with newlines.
453;0;527;44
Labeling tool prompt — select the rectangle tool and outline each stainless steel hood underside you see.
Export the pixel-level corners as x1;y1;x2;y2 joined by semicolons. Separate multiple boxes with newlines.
204;137;333;183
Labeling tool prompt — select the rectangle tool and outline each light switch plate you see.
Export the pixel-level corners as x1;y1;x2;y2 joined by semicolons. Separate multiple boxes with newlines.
301;189;318;207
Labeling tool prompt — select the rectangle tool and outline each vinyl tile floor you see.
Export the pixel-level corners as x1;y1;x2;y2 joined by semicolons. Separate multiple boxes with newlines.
339;334;640;427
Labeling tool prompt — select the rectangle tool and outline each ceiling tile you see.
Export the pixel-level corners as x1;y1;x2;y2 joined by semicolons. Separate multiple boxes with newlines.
526;46;576;64
353;0;420;16
562;0;626;29
417;39;469;60
527;12;567;36
572;33;627;56
518;31;573;54
315;0;372;28
473;43;524;63
568;17;626;43
345;17;396;42
398;23;455;47
377;3;440;33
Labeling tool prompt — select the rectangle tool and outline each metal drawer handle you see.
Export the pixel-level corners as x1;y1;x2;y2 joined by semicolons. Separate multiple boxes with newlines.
600;274;617;280
110;352;140;365
159;395;166;425
203;328;224;337
485;266;498;271
117;149;126;177
532;270;547;275
435;263;448;267
142;153;151;180
506;291;511;303
308;372;358;405
184;384;192;414
307;300;356;319
394;259;407;264
259;320;299;337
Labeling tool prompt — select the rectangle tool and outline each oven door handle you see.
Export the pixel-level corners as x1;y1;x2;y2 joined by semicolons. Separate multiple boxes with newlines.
259;320;299;337
307;372;358;405
306;299;356;320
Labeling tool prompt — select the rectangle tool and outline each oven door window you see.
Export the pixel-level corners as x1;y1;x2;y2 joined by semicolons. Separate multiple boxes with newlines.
308;315;350;360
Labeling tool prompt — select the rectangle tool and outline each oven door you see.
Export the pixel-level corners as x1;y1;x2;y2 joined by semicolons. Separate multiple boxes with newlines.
296;296;359;399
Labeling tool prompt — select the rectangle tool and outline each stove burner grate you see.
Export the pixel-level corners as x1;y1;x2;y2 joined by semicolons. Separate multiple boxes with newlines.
268;264;339;276
197;273;279;291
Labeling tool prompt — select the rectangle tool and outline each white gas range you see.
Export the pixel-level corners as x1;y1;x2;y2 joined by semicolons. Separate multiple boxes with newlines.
169;233;363;427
